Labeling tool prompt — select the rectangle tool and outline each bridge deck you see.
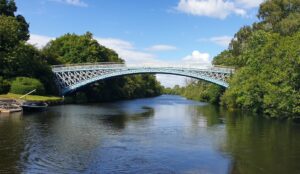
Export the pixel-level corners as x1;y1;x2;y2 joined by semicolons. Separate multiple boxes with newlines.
51;63;235;95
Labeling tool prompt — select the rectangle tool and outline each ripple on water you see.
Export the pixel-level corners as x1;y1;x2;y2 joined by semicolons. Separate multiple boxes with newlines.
1;95;300;174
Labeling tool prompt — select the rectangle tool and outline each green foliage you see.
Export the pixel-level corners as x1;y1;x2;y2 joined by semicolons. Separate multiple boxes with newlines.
210;0;300;118
0;15;21;51
163;81;224;104
163;85;182;95
212;50;236;67
10;77;45;95
1;42;57;94
0;0;29;41
222;30;300;117
0;0;16;16
0;1;50;95
43;32;123;64
258;0;300;35
73;74;163;103
15;14;29;41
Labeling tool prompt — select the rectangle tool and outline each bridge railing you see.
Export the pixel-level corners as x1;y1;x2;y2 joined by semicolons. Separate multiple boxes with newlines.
51;62;235;73
51;62;125;68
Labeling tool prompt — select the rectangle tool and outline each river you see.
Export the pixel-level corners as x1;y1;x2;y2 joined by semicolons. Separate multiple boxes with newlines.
0;95;300;174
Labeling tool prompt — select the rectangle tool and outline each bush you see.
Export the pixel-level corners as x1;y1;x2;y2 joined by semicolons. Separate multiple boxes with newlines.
10;77;45;95
0;77;11;94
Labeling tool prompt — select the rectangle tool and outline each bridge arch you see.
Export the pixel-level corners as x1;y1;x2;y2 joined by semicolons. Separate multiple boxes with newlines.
52;64;234;95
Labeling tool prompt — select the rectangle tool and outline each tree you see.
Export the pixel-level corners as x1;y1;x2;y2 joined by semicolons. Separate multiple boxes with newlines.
209;0;300;117
0;0;16;16
0;16;22;76
221;30;300;117
43;32;124;64
0;0;29;40
15;15;29;41
0;16;21;51
258;0;300;35
0;0;31;78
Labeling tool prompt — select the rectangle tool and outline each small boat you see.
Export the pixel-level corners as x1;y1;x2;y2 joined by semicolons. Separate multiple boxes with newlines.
21;101;48;112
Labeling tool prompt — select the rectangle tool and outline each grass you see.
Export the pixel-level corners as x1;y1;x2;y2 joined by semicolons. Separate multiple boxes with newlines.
0;93;63;102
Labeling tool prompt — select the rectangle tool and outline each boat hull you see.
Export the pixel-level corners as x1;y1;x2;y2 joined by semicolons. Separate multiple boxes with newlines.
22;106;47;112
21;102;48;112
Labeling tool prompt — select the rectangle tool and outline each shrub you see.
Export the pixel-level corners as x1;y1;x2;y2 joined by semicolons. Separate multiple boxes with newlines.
10;77;45;95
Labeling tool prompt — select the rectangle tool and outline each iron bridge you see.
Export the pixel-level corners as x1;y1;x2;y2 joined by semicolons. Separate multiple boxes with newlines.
51;63;235;96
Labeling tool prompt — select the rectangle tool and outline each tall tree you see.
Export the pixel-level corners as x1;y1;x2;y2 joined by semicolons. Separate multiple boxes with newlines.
0;0;16;16
0;0;29;40
43;32;123;64
204;0;300;117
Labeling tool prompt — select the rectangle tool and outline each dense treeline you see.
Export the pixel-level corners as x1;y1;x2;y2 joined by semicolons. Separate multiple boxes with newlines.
217;0;300;118
164;81;224;104
0;0;162;102
173;0;300;118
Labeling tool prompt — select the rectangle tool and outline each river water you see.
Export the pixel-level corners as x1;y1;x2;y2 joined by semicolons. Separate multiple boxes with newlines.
0;95;300;174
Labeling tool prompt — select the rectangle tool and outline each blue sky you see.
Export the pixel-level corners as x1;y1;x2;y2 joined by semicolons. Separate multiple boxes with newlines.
16;0;263;87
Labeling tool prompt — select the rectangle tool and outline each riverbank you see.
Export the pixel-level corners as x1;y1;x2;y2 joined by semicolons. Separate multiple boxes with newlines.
0;93;62;103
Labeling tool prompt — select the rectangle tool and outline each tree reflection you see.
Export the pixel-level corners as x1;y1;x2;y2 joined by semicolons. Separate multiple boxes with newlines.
101;106;155;130
221;111;300;174
190;104;300;174
0;113;24;174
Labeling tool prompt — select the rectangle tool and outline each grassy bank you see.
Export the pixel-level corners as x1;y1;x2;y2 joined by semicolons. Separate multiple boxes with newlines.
0;93;62;102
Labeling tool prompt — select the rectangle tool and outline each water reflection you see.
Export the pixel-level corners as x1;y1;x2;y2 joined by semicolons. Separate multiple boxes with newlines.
0;113;24;174
222;111;300;174
0;95;300;173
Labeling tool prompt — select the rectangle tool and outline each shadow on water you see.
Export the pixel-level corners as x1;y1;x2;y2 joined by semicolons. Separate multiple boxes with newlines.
101;106;155;130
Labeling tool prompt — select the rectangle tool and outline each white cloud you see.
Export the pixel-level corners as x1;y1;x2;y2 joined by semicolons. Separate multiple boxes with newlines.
97;38;134;50
66;0;87;7
209;36;232;47
50;0;88;7
96;38;161;65
156;74;187;87
182;50;211;66
235;0;264;8
28;34;53;48
176;0;246;19
157;50;212;87
147;44;177;51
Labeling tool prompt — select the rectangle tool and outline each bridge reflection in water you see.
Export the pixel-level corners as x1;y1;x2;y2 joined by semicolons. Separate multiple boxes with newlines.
51;63;235;95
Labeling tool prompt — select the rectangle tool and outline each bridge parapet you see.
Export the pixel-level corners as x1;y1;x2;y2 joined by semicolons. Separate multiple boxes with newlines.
52;63;234;74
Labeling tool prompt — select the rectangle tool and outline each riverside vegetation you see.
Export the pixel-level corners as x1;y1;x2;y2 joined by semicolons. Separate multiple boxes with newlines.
0;0;162;103
164;0;300;118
